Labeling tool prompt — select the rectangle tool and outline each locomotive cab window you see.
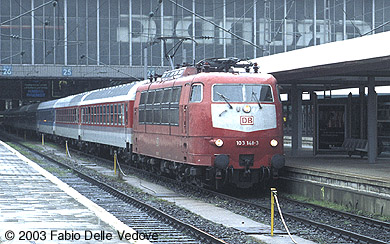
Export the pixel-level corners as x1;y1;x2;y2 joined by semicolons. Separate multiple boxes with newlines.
190;84;203;102
212;84;273;102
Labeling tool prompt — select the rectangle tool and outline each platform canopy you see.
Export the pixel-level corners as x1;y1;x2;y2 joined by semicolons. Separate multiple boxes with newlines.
251;31;390;90
250;31;390;164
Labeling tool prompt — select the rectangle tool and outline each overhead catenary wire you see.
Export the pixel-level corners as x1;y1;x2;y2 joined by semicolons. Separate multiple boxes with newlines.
0;0;56;26
167;0;261;50
79;55;142;81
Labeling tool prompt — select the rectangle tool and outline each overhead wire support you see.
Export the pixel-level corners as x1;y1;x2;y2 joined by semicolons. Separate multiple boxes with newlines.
166;0;261;50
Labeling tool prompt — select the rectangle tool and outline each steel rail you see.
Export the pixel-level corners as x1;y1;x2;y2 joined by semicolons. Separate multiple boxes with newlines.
69;146;389;244
5;136;228;244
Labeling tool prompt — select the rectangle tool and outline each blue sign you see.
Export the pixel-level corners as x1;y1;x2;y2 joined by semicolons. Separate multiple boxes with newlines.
62;67;72;76
2;65;12;75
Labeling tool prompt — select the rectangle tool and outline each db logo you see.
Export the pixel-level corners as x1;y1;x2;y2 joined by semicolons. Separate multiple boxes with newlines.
240;116;254;125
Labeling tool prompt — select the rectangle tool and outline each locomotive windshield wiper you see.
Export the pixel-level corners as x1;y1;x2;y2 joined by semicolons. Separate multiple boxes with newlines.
252;91;263;109
216;92;233;109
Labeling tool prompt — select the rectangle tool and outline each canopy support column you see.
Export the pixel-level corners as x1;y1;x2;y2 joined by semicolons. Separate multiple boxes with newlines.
367;76;377;163
291;84;302;156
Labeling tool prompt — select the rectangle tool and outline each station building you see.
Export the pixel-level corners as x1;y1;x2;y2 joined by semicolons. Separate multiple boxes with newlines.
1;0;390;107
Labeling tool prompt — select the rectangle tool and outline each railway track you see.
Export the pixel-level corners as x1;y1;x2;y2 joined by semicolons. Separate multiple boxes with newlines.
5;136;228;244
67;145;390;243
6;133;390;243
64;144;390;243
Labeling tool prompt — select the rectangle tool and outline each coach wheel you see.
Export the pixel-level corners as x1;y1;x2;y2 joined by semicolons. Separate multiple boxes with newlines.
176;172;185;182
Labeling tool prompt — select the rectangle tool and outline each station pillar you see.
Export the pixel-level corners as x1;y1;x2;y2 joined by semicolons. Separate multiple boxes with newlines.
359;86;366;139
367;77;377;163
291;84;302;156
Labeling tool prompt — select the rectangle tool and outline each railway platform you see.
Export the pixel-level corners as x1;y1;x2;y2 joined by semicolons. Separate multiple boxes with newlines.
282;150;390;217
0;140;149;244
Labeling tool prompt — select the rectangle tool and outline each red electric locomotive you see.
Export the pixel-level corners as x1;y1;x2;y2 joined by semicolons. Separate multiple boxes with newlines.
132;59;284;189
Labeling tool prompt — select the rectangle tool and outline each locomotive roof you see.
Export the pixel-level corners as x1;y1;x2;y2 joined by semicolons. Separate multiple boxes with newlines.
140;70;275;89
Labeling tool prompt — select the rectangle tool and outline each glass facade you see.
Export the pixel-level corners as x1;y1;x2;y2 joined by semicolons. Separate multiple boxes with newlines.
1;0;390;67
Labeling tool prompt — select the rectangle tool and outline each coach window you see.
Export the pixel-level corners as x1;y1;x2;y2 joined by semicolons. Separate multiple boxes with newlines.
102;105;106;125
95;106;98;124
98;106;101;124
96;106;99;124
114;104;117;125
86;107;89;124
109;105;112;125
106;105;109;124
118;104;121;125
125;103;128;125
100;105;102;124
190;84;203;102
96;106;98;124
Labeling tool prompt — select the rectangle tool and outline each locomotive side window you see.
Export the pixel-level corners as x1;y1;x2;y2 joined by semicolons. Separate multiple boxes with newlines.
154;90;163;124
170;86;182;126
146;91;155;124
140;92;147;105
139;91;146;123
138;86;181;126
162;88;172;103
190;84;203;102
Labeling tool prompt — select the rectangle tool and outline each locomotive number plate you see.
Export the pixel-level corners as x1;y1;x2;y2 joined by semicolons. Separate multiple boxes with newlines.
236;140;259;147
240;116;254;125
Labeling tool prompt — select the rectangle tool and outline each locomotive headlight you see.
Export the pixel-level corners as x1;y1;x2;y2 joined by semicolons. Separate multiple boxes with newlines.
243;105;251;113
270;139;278;147
215;139;224;147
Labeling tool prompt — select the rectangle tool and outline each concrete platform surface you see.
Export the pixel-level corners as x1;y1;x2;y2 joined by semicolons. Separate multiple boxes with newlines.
0;140;150;244
286;153;390;182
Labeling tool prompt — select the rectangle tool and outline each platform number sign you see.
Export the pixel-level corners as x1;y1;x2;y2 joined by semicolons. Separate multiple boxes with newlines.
2;65;12;76
62;67;72;76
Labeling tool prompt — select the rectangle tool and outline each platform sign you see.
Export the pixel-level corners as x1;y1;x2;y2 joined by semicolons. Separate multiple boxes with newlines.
318;104;346;150
1;65;12;76
62;67;72;76
23;81;49;99
147;69;155;77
